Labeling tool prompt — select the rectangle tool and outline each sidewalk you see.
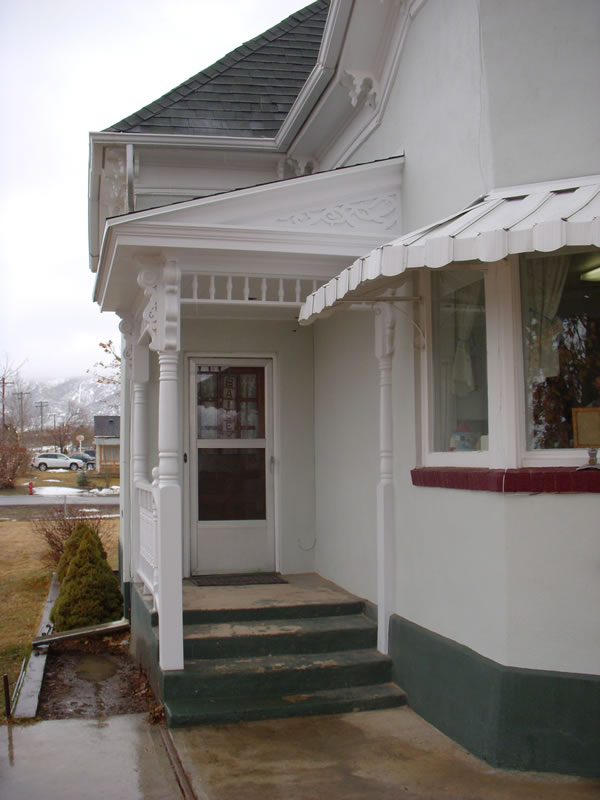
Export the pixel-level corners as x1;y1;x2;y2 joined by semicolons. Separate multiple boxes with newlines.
4;708;598;800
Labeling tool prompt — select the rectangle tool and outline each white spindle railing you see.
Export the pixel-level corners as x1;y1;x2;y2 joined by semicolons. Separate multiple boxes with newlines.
136;477;159;612
180;274;326;308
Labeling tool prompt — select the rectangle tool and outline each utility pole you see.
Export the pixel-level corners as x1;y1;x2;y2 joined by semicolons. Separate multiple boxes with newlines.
35;400;49;432
13;391;30;439
1;377;14;442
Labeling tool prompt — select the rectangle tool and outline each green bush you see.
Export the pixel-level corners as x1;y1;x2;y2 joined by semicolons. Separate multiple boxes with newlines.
56;522;106;583
76;469;90;489
51;530;122;632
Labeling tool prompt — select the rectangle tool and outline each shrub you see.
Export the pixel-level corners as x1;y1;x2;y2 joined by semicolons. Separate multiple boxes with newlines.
56;521;106;583
77;469;90;489
31;508;110;567
51;530;123;631
0;444;28;489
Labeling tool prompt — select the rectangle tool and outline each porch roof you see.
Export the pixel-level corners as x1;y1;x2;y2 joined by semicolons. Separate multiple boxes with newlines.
299;174;600;324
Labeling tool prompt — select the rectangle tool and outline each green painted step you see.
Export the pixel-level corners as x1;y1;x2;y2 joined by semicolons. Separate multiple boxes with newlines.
164;682;407;727
183;614;377;659
162;648;393;700
182;599;365;625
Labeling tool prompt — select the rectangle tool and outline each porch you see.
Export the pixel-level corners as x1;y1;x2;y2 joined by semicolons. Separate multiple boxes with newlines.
130;573;406;727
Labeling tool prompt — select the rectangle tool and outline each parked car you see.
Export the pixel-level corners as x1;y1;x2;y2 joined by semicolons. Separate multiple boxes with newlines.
31;452;81;471
70;452;96;470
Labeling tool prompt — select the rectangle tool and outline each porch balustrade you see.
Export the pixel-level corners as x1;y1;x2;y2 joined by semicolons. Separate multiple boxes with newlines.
135;477;159;612
180;274;324;308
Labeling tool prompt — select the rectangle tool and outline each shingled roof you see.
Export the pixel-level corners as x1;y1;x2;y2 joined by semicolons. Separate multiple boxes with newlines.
105;0;330;138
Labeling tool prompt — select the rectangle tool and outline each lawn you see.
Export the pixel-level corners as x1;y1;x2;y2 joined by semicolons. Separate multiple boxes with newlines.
2;465;120;496
0;513;119;722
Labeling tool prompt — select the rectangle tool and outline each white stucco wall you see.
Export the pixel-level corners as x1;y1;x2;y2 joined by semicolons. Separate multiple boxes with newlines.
349;0;489;232
504;494;600;675
480;0;600;188
313;310;380;602
180;318;316;575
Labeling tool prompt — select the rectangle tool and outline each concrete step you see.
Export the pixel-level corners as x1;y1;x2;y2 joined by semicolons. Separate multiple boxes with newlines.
182;598;365;625
183;614;378;659
164;682;407;727
162;648;393;701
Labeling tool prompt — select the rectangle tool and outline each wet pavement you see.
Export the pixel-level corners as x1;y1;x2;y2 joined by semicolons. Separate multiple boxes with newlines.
0;714;183;799
172;708;600;800
3;707;600;799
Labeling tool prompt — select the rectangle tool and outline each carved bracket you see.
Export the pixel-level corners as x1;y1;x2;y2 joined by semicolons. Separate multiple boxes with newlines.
118;316;134;371
341;70;378;110
137;261;181;352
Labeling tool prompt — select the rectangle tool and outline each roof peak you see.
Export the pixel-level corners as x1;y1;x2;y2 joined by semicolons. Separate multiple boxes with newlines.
105;0;330;138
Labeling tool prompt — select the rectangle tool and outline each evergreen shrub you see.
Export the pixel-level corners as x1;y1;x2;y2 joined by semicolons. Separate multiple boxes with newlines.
51;530;123;632
56;522;106;583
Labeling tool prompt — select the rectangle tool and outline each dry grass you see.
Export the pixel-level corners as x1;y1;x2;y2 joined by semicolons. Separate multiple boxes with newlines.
3;465;120;496
0;517;119;721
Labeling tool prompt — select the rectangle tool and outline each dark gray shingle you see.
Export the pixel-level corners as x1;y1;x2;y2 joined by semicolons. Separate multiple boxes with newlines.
105;1;330;139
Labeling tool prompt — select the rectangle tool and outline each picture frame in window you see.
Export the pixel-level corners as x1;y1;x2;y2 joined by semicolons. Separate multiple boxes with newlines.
571;408;600;448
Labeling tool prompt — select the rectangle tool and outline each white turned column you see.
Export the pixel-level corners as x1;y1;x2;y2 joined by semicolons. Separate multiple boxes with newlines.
132;382;147;481
157;351;183;670
374;303;396;653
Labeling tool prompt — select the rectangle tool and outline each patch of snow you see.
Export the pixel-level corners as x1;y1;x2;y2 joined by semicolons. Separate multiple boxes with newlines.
34;487;83;496
43;479;60;483
87;487;120;496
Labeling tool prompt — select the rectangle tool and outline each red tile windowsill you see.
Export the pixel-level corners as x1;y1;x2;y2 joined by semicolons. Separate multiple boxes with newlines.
411;467;600;493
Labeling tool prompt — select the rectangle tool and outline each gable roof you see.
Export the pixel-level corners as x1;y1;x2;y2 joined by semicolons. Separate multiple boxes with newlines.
94;416;121;438
105;1;330;138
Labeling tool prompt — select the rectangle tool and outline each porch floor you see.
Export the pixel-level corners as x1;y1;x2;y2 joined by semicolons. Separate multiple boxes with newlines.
182;572;364;615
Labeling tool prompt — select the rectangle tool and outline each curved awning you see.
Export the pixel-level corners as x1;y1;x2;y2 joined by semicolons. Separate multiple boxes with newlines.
299;174;600;324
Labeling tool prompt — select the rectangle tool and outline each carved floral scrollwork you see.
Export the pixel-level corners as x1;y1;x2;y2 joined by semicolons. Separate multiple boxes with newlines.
277;194;399;232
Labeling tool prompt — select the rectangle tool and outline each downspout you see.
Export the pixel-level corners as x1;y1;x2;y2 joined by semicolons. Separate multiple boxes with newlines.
374;302;396;653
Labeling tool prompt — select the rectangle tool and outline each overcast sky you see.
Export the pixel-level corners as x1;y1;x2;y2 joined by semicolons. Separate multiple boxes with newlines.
0;0;306;382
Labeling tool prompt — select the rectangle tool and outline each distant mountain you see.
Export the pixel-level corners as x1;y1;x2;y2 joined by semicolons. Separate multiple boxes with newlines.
27;375;120;423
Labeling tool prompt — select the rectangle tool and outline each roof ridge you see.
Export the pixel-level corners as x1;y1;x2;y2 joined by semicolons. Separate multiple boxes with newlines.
106;0;329;133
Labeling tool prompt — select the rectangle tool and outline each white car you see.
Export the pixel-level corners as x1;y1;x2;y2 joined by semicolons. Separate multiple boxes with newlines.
31;452;81;471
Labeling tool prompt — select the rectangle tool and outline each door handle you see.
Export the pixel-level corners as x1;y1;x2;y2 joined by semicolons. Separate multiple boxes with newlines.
269;455;275;474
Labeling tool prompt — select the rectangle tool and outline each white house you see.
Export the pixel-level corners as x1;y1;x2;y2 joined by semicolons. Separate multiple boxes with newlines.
88;0;600;775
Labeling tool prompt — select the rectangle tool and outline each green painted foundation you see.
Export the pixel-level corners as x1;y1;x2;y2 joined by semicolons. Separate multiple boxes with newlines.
117;539;131;619
389;614;600;777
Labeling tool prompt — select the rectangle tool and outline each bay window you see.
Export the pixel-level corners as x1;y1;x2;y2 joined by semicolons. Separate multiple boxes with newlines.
420;249;600;469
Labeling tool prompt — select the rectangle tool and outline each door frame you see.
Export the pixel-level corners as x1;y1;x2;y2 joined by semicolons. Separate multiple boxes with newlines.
185;353;279;576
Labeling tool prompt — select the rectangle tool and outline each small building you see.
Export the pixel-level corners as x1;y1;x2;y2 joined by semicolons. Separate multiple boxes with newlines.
93;416;120;472
88;0;599;776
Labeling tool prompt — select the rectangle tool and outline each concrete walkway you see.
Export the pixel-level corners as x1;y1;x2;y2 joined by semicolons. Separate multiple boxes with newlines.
4;708;598;800
0;714;184;799
171;707;600;800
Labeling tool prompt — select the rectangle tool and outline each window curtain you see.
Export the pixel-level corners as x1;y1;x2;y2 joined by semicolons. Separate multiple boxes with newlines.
451;280;483;397
521;255;569;383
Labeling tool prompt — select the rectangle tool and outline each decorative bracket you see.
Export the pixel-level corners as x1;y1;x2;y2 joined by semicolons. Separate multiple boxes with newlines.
137;261;181;352
341;70;378;110
118;316;134;371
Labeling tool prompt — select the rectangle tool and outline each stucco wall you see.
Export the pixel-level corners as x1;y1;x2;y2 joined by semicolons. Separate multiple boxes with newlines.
349;0;599;232
313;310;379;602
180;318;316;575
480;0;600;188
349;0;488;231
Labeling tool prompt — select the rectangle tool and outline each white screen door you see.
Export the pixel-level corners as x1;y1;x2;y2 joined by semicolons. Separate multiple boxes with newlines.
190;359;274;574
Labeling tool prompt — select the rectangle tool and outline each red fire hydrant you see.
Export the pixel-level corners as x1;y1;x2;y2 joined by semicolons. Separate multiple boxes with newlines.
28;481;34;495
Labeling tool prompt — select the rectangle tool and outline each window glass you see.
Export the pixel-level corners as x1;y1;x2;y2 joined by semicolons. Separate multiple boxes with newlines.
520;252;600;449
196;366;265;440
431;270;488;452
198;448;266;521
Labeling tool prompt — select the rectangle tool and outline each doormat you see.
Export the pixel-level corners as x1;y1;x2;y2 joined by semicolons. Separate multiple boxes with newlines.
189;573;288;587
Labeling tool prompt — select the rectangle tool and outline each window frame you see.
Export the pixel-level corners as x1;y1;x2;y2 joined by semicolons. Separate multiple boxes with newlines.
417;253;594;470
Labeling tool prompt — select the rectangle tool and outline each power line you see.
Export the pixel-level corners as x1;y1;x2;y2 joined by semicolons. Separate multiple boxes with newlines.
35;400;49;431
